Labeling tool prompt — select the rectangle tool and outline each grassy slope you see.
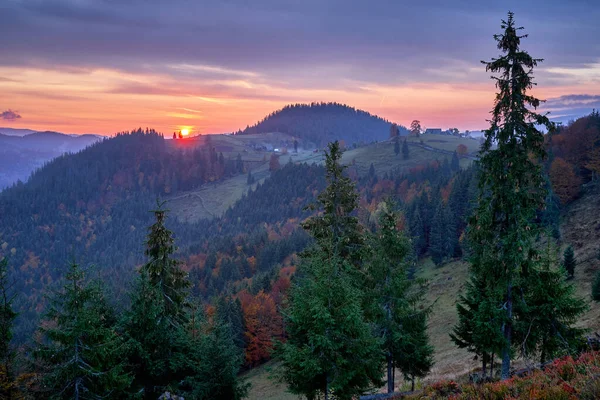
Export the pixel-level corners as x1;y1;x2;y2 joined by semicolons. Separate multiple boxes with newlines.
245;184;600;399
168;133;480;222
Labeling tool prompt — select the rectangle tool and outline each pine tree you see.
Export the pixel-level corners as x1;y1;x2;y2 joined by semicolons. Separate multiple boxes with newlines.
366;203;432;393
402;139;410;160
279;141;382;399
429;202;447;265
460;12;557;379
563;245;576;279
123;204;191;398
0;258;17;397
450;273;505;379
395;303;434;391
302;141;363;265
143;200;190;321
520;242;587;363
278;254;383;400
35;264;131;399
183;316;249;400
394;137;400;156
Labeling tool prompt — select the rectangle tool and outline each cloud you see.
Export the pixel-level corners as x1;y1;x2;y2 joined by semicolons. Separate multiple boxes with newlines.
0;109;22;121
545;94;600;110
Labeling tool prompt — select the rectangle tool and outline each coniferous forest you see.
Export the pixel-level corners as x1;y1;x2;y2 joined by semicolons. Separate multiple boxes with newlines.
1;10;600;400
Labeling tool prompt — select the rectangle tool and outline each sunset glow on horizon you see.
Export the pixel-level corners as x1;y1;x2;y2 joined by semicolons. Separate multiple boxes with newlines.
1;1;599;136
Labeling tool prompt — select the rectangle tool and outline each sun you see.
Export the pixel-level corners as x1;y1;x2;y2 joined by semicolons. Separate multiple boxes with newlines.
180;128;189;136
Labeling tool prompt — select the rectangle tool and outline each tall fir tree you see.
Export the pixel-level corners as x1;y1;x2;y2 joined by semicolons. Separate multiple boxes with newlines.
365;203;432;393
394;137;400;156
35;264;131;399
279;142;382;399
456;12;584;379
123;204;191;398
519;242;586;363
301;141;363;266
143;200;190;321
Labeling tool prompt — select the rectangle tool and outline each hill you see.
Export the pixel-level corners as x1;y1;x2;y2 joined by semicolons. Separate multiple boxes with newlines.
0;130;101;189
167;133;479;222
243;182;600;399
0;127;37;137
238;102;408;147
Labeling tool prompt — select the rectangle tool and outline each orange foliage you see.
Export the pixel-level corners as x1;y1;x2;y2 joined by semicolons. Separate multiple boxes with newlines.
456;143;469;157
549;157;581;204
242;291;283;366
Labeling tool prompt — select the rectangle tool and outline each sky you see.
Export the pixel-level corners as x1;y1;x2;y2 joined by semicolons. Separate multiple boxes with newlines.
0;0;599;136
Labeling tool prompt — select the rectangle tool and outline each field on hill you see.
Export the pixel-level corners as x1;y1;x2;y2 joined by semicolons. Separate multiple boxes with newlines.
168;133;480;222
244;183;600;399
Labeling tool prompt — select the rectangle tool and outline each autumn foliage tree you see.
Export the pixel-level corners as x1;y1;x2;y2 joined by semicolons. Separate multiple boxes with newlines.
269;153;281;172
242;291;283;367
456;144;468;157
549;157;581;204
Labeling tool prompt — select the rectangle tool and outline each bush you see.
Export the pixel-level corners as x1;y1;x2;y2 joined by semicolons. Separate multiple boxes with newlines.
413;352;600;400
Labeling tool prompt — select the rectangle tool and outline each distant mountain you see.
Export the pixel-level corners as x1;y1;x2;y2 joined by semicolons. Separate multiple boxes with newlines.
0;127;37;137
238;102;408;147
0;130;102;190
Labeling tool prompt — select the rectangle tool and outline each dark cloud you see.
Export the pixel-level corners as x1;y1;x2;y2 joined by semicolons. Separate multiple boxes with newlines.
0;0;598;86
543;94;600;125
545;94;600;110
0;110;22;121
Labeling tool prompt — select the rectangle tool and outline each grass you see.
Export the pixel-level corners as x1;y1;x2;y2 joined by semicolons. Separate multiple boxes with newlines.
243;361;298;400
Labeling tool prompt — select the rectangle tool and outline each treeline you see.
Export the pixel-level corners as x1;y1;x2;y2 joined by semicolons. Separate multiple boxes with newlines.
238;102;408;147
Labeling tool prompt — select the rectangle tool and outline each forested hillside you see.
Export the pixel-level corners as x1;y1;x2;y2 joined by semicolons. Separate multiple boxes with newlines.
239;102;408;147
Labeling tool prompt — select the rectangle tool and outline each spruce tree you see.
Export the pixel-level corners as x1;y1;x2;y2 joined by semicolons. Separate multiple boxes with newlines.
402;139;410;160
460;12;556;379
394;137;400;156
35;264;131;399
278;254;382;400
279;141;382;399
563;245;576;279
144;200;190;321
123;204;191;398
429;202;447;265
183;312;249;400
514;242;586;363
302;141;363;265
366;204;432;393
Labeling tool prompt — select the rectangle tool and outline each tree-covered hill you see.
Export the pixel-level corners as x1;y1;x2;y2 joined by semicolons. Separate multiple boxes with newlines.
238;102;408;147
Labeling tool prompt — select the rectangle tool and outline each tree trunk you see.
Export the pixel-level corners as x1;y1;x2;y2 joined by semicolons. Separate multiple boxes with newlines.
411;375;415;392
491;353;494;379
501;283;513;380
387;354;394;393
482;352;487;379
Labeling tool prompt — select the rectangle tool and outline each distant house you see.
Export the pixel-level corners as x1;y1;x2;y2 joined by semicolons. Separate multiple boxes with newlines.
425;128;442;135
